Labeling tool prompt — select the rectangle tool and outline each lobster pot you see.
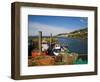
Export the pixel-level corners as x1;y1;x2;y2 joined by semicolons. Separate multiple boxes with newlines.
61;53;78;64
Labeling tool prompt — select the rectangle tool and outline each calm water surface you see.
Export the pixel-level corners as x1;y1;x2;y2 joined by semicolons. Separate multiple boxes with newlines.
57;37;87;54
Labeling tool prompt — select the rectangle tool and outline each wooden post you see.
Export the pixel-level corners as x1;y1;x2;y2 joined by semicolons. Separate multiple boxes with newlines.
50;33;52;48
38;31;42;54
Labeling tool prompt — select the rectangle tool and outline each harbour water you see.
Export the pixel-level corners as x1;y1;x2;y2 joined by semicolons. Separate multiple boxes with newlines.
57;37;88;55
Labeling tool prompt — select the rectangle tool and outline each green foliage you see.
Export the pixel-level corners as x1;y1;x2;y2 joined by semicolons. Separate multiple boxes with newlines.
32;61;38;66
73;58;87;64
68;28;88;39
55;61;66;65
32;37;57;43
57;28;88;39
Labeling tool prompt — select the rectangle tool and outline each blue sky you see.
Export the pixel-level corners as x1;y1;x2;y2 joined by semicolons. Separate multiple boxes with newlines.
28;15;88;36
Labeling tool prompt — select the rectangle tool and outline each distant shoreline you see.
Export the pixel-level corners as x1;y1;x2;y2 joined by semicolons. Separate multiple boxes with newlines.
56;36;88;40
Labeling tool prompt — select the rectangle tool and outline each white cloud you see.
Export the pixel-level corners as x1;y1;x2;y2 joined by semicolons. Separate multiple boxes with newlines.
28;22;74;36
